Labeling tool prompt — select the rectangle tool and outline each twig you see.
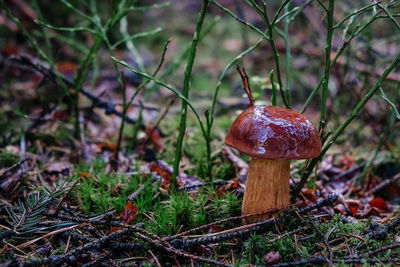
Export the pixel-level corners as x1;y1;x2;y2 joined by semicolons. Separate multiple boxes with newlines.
269;226;309;243
108;221;231;266
308;217;333;267
268;257;398;266
163;208;281;241
81;252;113;267
23;228;131;267
127;184;145;202
236;65;254;107
154;99;175;129
134;231;231;267
105;241;144;251
17;223;87;249
59;231;93;243
371;173;400;194
331;162;366;180
178;180;229;191
0;159;27;179
55;178;81;214
56;211;116;224
5;55;143;126
0;230;16;248
170;194;338;248
319;0;335;132
148;249;162;267
64;235;71;253
361;242;400;257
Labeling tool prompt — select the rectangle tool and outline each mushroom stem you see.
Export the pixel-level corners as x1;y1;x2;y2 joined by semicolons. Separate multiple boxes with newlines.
242;158;290;223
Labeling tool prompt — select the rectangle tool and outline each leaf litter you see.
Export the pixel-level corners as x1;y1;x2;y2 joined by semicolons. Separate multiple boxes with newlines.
1;1;400;266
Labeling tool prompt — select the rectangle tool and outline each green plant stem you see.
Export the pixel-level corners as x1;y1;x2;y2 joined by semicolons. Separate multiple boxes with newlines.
291;51;400;202
319;0;335;133
334;2;379;29
283;0;292;106
0;1;48;63
208;37;265;136
270;70;277;105
112;57;207;142
72;38;102;138
120;17;145;71
246;0;289;108
263;2;290;108
301;11;379;114
360;82;400;178
203;36;266;179
210;0;271;41
144;16;219;99
171;0;209;192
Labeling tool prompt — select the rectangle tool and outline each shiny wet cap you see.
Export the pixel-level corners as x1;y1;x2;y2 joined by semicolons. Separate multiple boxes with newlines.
225;106;321;160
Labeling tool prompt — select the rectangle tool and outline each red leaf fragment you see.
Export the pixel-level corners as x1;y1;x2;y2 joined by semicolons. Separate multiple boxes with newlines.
120;201;139;225
3;45;19;55
108;226;122;233
369;197;387;211
339;155;356;171
347;201;359;217
216;178;239;196
150;160;173;190
348;206;358;217
209;225;224;233
56;62;77;75
98;142;118;151
302;189;317;203
146;125;165;151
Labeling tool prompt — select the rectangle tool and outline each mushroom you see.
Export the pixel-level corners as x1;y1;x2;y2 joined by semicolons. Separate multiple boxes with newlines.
225;105;321;222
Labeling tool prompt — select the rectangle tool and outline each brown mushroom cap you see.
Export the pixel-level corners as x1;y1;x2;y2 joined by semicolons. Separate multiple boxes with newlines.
225;106;321;159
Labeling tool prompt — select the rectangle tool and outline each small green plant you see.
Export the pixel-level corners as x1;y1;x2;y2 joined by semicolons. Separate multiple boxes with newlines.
5;177;72;237
0;150;19;168
73;160;146;214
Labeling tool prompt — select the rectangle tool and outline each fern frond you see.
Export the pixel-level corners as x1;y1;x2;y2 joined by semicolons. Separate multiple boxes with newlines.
5;176;74;236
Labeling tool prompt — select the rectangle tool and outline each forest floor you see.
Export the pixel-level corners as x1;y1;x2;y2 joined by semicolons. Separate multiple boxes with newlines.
1;0;400;266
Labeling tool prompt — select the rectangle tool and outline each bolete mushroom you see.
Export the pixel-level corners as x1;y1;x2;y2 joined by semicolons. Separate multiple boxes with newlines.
225;105;321;222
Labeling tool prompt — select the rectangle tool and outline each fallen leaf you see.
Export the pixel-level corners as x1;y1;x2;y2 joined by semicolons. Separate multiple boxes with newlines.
56;62;77;75
347;201;359;217
79;172;91;179
369;197;387;211
146;125;165;151
108;226;122;233
340;155;356;171
302;189;317;203
44;162;71;174
216;178;239;196
98;142;118;151
209;225;223;233
120;201;139;225
348;206;358;217
150;160;173;190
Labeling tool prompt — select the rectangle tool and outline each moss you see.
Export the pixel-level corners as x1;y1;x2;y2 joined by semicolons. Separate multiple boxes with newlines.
73;159;145;214
0;150;19;168
50;246;66;256
208;191;241;219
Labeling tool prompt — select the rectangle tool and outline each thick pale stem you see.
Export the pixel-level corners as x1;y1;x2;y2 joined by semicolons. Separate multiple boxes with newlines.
242;158;290;223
